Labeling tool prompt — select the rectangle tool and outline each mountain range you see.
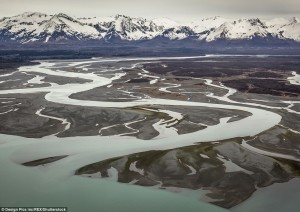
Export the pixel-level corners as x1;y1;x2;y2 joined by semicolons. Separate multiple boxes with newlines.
0;12;299;46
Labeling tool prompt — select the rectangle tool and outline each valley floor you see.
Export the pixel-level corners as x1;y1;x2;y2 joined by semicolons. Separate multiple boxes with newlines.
0;55;300;211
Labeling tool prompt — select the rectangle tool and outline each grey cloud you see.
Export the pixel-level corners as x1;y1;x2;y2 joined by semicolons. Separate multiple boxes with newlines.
0;0;299;20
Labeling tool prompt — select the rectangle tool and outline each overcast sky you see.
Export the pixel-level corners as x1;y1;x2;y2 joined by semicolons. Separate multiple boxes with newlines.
0;0;299;21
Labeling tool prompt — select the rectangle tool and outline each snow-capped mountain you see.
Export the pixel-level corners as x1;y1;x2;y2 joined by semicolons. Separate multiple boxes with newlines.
0;12;299;44
34;13;100;42
266;17;300;41
81;14;162;40
0;12;100;43
191;16;229;33
203;18;270;42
